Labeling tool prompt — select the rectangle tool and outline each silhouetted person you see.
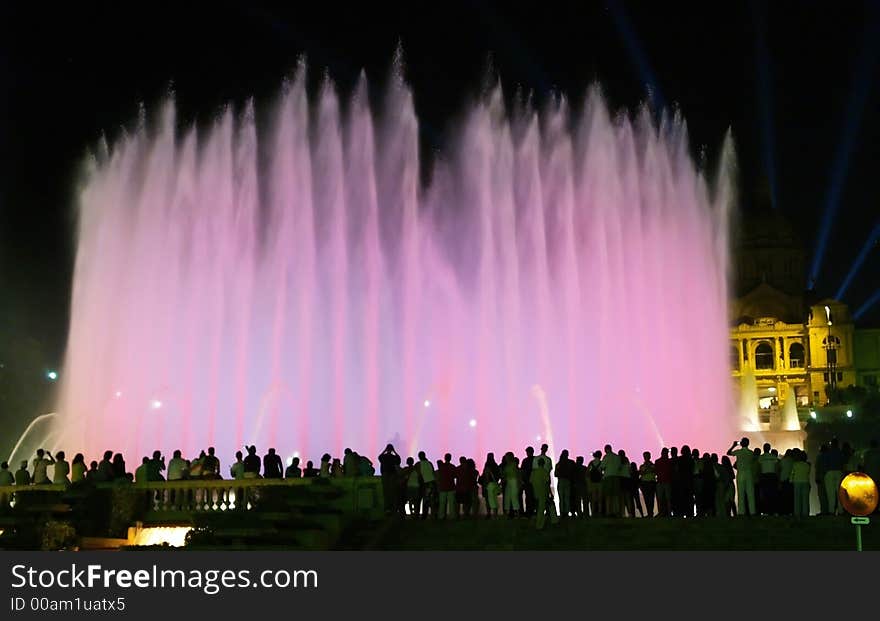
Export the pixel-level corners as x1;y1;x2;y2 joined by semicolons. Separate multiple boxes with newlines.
32;449;54;484
98;451;114;481
112;453;127;481
203;447;220;478
791;449;812;518
331;458;343;477
600;444;622;517
52;451;70;485
418;451;437;517
587;450;603;516
639;452;657;517
654;448;673;517
727;437;756;516
168;450;188;481
243;446;261;478
536;444;553;473
0;462;12;508
824;438;845;515
15;461;30;486
555;450;573;517
456;457;477;517
379;444;402;514
626;459;644;517
481;453;500;518
843;442;858;475
716;456;736;517
778;449;795;515
229;451;244;479
437;453;458;518
358;454;374;476
697;453;716;516
135;457;151;483
864;440;880;511
303;460;319;478
86;460;102;482
404;457;421;515
531;456;552;529
0;462;13;486
521;446;535;516
71;453;86;484
502;452;521;518
758;442;779;514
572;456;587;516
815;444;829;515
263;448;283;479
286;457;302;478
147;450;165;481
319;454;332;477
675;445;694;517
343;448;360;477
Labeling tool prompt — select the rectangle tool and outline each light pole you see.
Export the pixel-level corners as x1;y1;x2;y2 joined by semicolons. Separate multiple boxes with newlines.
824;305;837;397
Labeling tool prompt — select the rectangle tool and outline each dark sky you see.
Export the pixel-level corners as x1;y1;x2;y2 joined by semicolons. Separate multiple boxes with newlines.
1;0;879;372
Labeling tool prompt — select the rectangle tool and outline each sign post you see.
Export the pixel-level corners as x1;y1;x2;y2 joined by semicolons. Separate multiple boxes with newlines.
838;472;878;552
851;516;869;552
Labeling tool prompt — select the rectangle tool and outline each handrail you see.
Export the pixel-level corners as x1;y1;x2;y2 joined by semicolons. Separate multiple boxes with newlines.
0;475;380;494
0;476;383;515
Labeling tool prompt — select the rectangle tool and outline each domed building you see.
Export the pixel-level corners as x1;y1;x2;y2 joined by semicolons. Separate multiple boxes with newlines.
729;211;856;429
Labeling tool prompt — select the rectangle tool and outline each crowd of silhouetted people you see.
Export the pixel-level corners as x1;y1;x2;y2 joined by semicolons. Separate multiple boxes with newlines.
2;436;878;527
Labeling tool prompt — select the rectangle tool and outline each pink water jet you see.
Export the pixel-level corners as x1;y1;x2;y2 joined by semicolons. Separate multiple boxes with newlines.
56;62;736;465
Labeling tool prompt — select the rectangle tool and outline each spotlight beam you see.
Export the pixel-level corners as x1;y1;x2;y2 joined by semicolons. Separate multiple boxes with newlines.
607;0;666;114
751;0;778;209
808;11;880;288
835;219;880;301
853;288;880;322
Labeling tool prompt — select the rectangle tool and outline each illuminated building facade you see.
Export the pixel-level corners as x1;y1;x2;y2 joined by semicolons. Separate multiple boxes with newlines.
730;212;859;427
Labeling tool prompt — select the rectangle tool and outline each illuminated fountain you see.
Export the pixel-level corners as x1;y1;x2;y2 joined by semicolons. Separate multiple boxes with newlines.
738;364;761;432
53;60;736;463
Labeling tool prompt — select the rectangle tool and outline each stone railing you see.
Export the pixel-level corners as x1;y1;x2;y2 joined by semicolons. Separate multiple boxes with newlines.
0;476;384;519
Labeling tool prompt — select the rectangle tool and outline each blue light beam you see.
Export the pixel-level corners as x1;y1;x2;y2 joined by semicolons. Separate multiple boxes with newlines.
751;0;778;209
808;12;880;289
853;288;880;322
607;0;666;115
835;219;880;301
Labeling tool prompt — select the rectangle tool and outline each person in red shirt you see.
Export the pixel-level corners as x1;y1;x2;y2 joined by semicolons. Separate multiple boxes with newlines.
436;453;458;519
654;447;673;517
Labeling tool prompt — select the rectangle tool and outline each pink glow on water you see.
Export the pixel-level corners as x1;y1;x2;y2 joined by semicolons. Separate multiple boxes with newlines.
56;63;735;464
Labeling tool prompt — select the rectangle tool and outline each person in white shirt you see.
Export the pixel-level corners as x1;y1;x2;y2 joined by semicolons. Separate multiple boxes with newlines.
726;437;756;516
418;451;437;517
536;444;553;473
32;449;55;485
600;444;622;516
168;450;189;481
230;451;245;480
52;451;70;485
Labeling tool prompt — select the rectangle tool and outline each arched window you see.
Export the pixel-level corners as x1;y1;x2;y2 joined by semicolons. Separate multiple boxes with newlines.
788;342;805;368
823;336;841;365
755;342;774;370
731;345;740;370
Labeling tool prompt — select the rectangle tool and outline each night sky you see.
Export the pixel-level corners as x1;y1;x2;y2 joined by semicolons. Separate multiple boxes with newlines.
1;1;879;394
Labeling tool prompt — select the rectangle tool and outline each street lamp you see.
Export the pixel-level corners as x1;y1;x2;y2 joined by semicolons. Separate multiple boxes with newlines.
824;305;837;396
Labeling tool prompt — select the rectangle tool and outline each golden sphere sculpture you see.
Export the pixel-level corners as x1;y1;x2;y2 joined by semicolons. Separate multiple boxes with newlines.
838;472;879;517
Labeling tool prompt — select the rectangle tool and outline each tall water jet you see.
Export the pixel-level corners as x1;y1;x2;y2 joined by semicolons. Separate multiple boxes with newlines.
55;63;735;463
782;385;801;431
739;364;761;432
